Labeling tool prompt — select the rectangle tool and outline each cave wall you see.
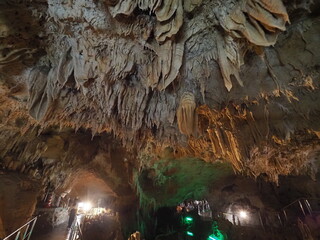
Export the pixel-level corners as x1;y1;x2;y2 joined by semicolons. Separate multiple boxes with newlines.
0;216;4;239
0;172;40;238
33;207;68;233
0;125;135;196
0;124;138;237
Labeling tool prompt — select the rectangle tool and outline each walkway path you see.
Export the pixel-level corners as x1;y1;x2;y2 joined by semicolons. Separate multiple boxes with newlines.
31;223;71;240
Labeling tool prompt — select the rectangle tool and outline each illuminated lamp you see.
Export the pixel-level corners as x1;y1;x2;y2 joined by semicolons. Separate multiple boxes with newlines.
78;202;92;212
239;210;248;219
184;216;194;224
208;234;224;240
186;231;194;236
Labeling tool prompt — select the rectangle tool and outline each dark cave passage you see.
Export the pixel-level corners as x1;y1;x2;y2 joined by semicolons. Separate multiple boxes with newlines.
2;170;320;240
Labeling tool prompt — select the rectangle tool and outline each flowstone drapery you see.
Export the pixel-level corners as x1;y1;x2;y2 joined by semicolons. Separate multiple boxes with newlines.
177;92;197;136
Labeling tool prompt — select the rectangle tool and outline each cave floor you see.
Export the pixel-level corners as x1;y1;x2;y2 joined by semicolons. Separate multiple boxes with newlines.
31;223;69;240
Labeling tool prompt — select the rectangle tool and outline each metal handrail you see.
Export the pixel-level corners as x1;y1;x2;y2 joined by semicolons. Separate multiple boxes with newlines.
76;221;83;240
281;198;320;212
219;198;320;230
68;218;83;240
279;198;320;225
3;216;37;240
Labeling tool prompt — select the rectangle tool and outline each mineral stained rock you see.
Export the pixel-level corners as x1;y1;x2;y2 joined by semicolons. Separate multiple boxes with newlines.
0;0;320;186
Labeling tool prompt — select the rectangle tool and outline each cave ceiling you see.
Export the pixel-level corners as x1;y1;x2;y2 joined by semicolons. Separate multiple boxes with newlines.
0;0;320;188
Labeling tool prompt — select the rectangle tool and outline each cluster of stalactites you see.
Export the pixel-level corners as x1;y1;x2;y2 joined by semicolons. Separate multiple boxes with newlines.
108;0;203;91
214;0;289;91
26;0;289;136
220;0;289;46
109;0;202;43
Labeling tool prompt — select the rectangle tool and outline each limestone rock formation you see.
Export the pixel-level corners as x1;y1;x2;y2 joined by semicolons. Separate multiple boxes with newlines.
0;172;40;238
0;0;320;237
0;0;319;183
177;92;197;136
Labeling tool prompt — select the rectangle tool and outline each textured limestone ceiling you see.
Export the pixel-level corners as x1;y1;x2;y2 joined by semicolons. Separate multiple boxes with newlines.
0;0;320;185
63;170;116;198
0;125;135;196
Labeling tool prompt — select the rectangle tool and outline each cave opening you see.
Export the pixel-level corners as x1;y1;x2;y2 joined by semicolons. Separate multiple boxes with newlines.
29;169;127;240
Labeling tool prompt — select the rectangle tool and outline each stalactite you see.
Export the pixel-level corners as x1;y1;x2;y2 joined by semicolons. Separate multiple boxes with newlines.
218;0;289;46
216;33;243;91
177;92;197;136
27;69;52;121
0;48;36;65
184;0;202;12
0;0;319;185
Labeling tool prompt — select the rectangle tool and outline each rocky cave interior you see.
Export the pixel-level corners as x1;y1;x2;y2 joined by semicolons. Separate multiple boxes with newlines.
0;0;320;239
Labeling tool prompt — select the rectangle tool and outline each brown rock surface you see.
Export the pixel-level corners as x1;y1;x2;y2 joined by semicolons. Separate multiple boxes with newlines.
0;0;319;180
0;172;40;238
0;0;320;238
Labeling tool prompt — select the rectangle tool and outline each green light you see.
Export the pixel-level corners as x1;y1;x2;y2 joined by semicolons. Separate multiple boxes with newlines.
208;233;224;240
208;236;218;240
183;216;194;225
186;231;194;236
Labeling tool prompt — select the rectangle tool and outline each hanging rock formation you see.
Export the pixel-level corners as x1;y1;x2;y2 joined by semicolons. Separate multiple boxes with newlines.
0;0;320;239
177;92;198;136
0;0;319;205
